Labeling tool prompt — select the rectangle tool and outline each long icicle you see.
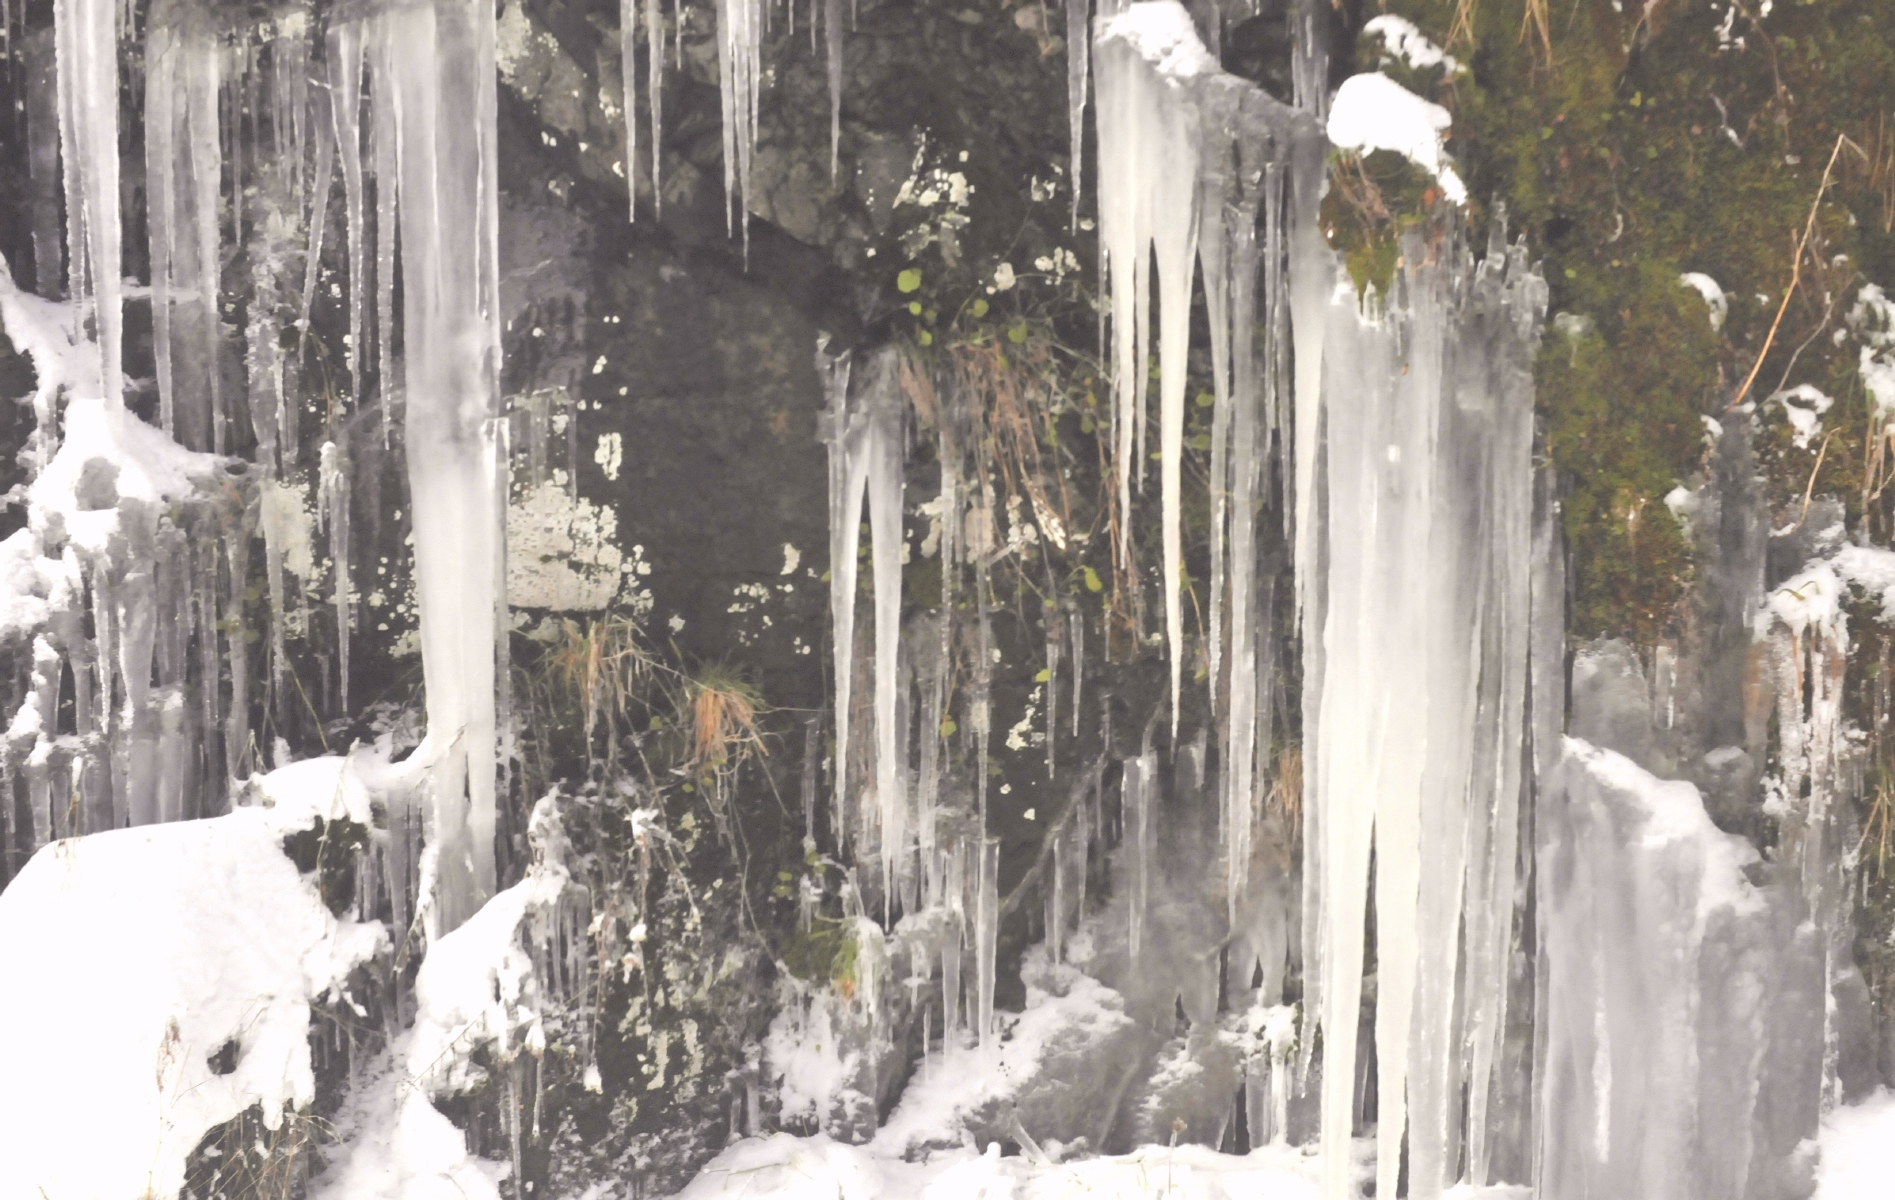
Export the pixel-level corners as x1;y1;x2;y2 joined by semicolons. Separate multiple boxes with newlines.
329;19;367;408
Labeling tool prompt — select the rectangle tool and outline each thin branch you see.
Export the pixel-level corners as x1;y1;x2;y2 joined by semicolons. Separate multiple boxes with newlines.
1728;134;1863;413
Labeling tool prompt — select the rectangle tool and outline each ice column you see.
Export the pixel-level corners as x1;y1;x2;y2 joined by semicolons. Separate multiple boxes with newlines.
819;345;907;903
377;0;506;936
1303;228;1544;1200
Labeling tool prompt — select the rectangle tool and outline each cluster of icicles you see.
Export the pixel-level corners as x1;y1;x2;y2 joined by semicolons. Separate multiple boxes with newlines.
0;0;524;943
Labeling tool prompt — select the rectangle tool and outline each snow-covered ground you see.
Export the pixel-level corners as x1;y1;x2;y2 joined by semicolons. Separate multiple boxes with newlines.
672;1137;1321;1200
0;757;386;1200
1815;1090;1895;1200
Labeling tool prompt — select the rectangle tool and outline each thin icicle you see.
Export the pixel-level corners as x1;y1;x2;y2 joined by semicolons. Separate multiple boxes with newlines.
1066;0;1088;231
1123;752;1155;964
825;0;842;178
329;20;366;406
646;0;664;215
370;22;400;446
319;440;352;713
974;835;998;1048
714;0;764;253
621;0;638;220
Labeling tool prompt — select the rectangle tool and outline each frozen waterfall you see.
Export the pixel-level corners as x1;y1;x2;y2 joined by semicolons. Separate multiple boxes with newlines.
2;0;1893;1196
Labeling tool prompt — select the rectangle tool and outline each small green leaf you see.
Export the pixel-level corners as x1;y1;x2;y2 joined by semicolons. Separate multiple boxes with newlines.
918;329;934;346
897;268;923;293
1080;414;1096;434
778;870;796;881
1187;432;1212;451
940;717;958;736
1083;565;1103;593
1195;391;1215;408
971;298;989;318
1007;323;1028;344
1034;668;1052;682
909;301;922;315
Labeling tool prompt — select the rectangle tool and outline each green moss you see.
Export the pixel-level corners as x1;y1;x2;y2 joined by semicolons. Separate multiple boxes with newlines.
1374;0;1895;640
781;919;859;993
1320;149;1444;300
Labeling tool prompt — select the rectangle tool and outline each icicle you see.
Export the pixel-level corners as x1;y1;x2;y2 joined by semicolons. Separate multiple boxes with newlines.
824;0;842;178
296;84;337;360
713;0;763;252
1093;3;1206;731
818;342;859;841
621;0;638;221
941;837;965;1038
646;0;664;215
1066;0;1088;231
55;0;123;404
329;20;367;407
320;441;352;713
25;28;64;301
819;344;906;896
1045;615;1060;780
1067;600;1083;737
1123;751;1155;963
370;22;400;446
974;835;998;1048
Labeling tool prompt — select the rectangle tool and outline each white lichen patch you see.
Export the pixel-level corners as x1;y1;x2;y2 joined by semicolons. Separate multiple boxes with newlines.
507;479;626;611
594;432;623;481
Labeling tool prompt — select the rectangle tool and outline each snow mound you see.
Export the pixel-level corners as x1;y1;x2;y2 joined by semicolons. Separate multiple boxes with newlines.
0;760;388;1200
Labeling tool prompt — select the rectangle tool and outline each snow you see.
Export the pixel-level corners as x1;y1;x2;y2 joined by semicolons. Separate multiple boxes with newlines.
1767;383;1832;449
1325;73;1466;205
1679;272;1728;330
1362;15;1461;74
1847;283;1895;427
0;760;388;1200
871;956;1134;1158
1097;1;1219;80
1758;561;1844;642
676;1136;1321;1200
311;795;580;1200
29;396;226;556
1814;1090;1895;1199
1832;542;1895;622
